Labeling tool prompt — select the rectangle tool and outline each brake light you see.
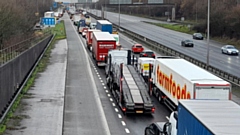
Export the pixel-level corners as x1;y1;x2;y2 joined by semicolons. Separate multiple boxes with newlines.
143;54;147;56
122;107;126;112
152;54;155;57
151;107;155;113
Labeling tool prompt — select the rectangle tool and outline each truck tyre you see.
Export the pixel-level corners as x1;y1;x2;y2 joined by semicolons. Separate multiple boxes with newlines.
158;93;164;104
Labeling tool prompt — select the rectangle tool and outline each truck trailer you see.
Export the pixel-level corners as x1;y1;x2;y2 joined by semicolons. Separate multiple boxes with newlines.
92;32;117;66
86;29;101;51
145;100;240;135
151;57;231;111
105;49;155;114
96;20;113;34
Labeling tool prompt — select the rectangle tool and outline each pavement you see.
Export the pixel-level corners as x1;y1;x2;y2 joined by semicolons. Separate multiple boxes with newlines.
3;39;67;135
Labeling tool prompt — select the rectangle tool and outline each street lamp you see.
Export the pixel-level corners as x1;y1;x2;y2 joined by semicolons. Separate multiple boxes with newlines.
118;0;120;30
206;0;210;68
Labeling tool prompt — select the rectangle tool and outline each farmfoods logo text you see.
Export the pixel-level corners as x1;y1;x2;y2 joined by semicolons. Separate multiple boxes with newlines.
157;65;191;99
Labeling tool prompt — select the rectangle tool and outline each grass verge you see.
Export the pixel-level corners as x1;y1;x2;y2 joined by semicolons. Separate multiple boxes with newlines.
0;20;66;134
145;21;240;48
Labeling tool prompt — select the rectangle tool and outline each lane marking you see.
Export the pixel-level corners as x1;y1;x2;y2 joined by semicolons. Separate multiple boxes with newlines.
112;103;115;106
100;80;103;82
121;121;126;126
98;75;100;77
102;83;105;85
104;86;107;89
118;114;122;118
115;108;119;112
110;98;113;102
125;128;130;134
96;72;99;75
105;90;108;93
107;94;111;97
99;77;102;80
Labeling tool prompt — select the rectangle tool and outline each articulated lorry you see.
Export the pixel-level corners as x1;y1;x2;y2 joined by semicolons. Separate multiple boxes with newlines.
145;100;240;135
96;20;113;34
105;49;155;114
86;29;101;51
92;32;117;66
150;57;231;111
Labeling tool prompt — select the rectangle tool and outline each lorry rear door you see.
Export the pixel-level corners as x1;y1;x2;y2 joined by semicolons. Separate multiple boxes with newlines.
195;84;231;100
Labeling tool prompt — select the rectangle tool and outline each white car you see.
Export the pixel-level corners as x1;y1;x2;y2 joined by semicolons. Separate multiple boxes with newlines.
221;45;239;55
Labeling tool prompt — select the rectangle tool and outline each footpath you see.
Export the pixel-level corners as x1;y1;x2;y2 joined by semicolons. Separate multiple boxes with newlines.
3;39;67;135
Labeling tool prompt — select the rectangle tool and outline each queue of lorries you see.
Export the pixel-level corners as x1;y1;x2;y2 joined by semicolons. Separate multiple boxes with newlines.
69;10;240;134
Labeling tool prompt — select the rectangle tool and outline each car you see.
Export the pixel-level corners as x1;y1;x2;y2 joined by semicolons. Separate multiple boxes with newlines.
139;50;156;58
193;33;204;40
132;44;144;53
144;122;170;135
181;39;194;47
221;45;239;55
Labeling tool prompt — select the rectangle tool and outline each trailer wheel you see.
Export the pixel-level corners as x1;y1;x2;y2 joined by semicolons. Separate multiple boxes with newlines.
158;93;164;104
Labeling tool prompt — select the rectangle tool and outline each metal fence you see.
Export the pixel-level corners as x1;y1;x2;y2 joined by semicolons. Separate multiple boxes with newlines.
0;34;53;119
0;30;51;66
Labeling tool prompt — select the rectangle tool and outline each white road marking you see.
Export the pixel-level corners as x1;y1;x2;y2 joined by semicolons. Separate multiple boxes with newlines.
96;72;99;75
100;80;103;82
105;88;108;91
118;114;122;118
102;83;105;85
115;108;119;112
125;128;130;134
98;75;100;77
107;94;111;97
110;98;113;101
99;77;102;80
112;103;115;106
121;121;126;126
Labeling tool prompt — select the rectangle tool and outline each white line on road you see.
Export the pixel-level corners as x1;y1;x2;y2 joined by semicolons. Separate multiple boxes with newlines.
118;114;122;118
112;103;115;106
96;72;99;75
121;121;126;126
105;89;108;92
107;94;111;97
102;83;105;86
115;108;119;112
125;128;130;134
110;98;113;102
98;75;100;77
100;80;103;82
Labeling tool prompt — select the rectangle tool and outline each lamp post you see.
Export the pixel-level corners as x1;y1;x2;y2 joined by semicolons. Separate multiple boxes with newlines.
206;0;210;68
118;0;120;30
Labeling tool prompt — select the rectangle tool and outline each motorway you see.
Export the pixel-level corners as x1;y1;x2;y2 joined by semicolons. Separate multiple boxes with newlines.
64;14;171;135
89;10;240;78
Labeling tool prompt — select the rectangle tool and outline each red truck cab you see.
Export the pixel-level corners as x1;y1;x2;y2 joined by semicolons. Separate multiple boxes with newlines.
92;32;117;66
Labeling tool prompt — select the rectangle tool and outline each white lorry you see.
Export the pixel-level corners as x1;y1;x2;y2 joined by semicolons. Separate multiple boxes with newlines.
151;57;231;111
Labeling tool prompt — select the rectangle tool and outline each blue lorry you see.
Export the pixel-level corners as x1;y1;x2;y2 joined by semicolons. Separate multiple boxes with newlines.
145;100;240;135
96;20;113;34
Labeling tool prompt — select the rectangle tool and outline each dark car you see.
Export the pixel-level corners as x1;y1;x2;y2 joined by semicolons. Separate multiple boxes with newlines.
181;39;194;47
193;33;204;40
139;50;156;58
144;122;171;135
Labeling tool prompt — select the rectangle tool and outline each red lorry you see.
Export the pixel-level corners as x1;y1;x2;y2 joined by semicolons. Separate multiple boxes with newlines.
92;32;117;66
86;29;101;51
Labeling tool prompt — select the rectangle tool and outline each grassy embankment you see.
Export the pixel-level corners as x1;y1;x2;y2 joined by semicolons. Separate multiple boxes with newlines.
0;20;66;134
145;21;240;48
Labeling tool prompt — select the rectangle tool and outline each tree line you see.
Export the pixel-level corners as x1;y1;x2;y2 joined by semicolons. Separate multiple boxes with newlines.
95;0;240;40
0;0;53;48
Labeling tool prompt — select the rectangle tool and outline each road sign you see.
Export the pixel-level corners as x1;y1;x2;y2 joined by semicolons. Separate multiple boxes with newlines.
42;17;56;27
53;2;57;8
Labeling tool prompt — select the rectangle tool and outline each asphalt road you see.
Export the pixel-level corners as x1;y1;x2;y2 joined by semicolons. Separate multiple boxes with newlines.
72;16;172;135
89;10;240;78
